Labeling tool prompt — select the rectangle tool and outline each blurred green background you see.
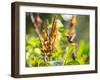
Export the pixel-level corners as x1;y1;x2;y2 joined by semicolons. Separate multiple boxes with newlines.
26;13;90;67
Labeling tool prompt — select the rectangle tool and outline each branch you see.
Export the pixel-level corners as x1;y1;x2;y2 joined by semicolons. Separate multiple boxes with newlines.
30;13;43;41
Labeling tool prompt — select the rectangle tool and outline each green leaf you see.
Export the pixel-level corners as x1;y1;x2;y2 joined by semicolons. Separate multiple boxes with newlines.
67;60;80;65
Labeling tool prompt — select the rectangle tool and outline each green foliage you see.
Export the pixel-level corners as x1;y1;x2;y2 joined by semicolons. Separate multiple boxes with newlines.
67;60;80;65
26;30;89;67
26;37;44;67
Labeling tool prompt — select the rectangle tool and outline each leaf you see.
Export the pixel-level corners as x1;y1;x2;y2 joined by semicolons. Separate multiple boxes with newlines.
33;48;42;56
77;40;85;57
67;60;80;65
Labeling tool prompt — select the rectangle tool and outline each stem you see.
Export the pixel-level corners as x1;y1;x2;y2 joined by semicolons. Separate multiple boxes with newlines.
30;13;43;42
44;52;52;65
